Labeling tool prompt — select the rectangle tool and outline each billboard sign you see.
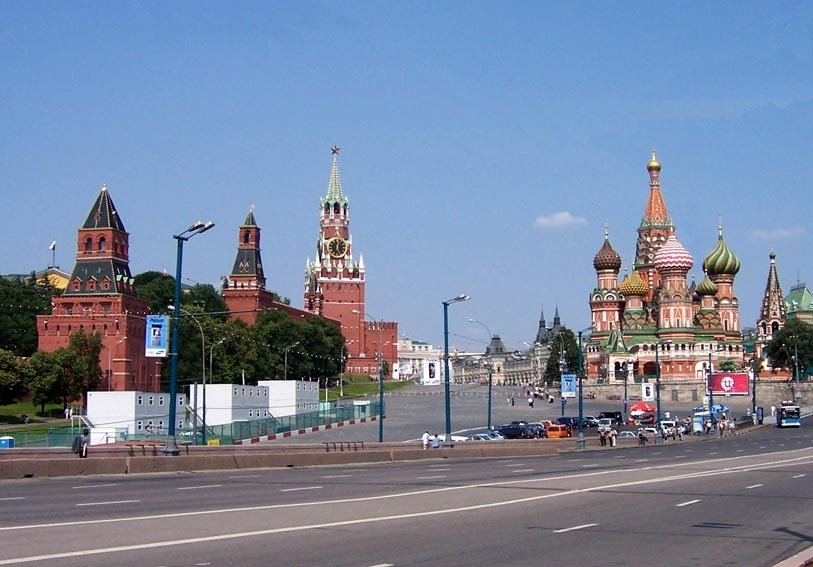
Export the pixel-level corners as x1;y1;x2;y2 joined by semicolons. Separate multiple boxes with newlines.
642;383;655;401
561;374;577;398
145;315;169;358
708;372;750;396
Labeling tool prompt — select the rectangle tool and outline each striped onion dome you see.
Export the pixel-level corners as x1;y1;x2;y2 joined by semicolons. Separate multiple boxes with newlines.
696;274;718;296
653;233;693;272
619;270;649;296
702;227;741;276
593;233;622;271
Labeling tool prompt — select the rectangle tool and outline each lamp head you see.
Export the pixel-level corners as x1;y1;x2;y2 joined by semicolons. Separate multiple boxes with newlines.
186;221;206;232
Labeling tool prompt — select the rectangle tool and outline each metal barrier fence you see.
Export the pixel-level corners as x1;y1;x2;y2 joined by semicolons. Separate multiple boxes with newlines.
7;401;382;448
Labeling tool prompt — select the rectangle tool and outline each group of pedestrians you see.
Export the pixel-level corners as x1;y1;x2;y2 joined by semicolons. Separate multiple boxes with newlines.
421;430;441;449
598;428;617;447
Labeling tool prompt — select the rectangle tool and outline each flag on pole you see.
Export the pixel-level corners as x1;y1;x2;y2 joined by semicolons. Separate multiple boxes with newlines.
48;240;56;251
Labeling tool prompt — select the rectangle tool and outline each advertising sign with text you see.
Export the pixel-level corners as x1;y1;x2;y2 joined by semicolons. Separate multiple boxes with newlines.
708;372;750;396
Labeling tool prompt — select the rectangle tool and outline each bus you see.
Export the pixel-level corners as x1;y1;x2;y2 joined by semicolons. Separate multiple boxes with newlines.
776;401;801;428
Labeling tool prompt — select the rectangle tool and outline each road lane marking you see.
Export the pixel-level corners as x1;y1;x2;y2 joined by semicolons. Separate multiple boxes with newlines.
368;564;395;567
582;464;599;468
708;452;718;455
227;475;262;479
511;469;534;473
177;485;222;491
280;486;322;492
635;459;648;462
425;468;451;471
554;523;598;533
745;484;763;489
674;456;686;459
793;474;806;478
0;497;24;501
676;499;701;507
4;448;812;538
736;449;744;453
76;500;140;507
322;475;353;479
416;476;446;480
72;484;119;490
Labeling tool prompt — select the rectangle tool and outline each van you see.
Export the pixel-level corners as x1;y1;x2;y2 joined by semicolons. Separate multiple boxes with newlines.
598;411;624;425
546;424;571;439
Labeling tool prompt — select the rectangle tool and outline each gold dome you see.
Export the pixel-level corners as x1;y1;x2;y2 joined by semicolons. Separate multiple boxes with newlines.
647;149;661;172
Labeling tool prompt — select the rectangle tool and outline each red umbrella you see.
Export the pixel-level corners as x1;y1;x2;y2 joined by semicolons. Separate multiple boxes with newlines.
629;401;656;415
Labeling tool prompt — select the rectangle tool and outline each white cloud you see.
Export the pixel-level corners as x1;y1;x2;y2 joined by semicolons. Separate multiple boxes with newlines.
750;227;806;240
534;211;588;229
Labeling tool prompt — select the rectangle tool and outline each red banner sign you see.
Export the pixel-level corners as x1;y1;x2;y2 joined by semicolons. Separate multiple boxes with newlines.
709;372;750;396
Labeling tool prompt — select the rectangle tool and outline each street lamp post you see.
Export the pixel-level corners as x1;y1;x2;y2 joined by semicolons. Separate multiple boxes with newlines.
622;361;629;415
443;294;470;444
204;338;224;446
284;341;300;381
107;336;128;391
353;309;386;443
656;345;662;426
169;306;205;443
469;318;494;430
576;326;592;450
708;350;715;428
794;342;800;399
751;355;758;422
166;220;215;456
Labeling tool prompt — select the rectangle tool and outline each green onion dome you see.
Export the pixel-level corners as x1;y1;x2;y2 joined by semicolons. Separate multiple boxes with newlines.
619;270;649;296
696;274;718;296
702;228;741;276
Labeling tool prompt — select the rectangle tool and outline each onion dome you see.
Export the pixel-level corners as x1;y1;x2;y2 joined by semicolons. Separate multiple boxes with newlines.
647;149;661;172
696;274;718;296
619;270;649;296
593;230;622;271
653;233;693;272
702;226;741;276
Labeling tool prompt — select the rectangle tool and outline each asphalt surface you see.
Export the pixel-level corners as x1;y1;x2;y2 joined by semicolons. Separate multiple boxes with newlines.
1;420;811;566
274;382;769;444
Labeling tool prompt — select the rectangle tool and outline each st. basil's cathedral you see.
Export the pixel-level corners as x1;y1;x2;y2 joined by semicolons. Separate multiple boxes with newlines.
584;151;745;385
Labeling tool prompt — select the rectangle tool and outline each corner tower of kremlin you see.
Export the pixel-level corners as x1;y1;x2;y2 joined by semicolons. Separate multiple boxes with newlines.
585;151;744;384
37;147;397;390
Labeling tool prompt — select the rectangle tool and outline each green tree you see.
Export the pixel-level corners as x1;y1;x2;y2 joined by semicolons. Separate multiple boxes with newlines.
29;349;87;413
718;359;740;372
69;330;104;394
134;271;175;314
0;274;57;356
184;284;228;318
543;329;579;385
764;319;813;377
0;348;33;405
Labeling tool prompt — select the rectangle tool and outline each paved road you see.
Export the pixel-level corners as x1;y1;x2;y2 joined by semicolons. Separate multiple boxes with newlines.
1;420;811;566
275;382;768;444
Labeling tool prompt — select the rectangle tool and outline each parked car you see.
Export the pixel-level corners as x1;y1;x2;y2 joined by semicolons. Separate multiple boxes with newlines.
545;424;571;438
618;430;637;438
598;411;624;425
555;416;579;430
584;416;599;427
497;424;532;439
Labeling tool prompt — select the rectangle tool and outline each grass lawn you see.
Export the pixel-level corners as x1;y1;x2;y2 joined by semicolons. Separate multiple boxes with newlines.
324;376;412;401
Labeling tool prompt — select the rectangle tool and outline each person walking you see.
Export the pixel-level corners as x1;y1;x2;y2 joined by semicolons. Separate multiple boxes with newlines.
73;428;90;458
421;430;430;450
527;395;534;408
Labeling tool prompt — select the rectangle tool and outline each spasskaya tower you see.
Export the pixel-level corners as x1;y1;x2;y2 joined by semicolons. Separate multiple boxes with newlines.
304;146;397;379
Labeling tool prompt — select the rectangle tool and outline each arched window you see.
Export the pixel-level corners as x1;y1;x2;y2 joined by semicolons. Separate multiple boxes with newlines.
84;237;92;252
771;321;779;334
244;231;250;244
333;203;340;214
98;237;106;251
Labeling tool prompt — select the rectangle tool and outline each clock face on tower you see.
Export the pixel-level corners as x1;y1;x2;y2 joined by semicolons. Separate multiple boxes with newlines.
327;237;347;258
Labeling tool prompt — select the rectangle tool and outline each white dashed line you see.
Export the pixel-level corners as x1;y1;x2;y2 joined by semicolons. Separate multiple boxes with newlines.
582;464;599;468
745;484;763;489
77;500;140;507
227;474;262;479
793;474;806;479
511;469;534;474
674;455;686;459
506;463;526;467
416;476;446;480
0;497;24;501
425;468;451;472
177;485;222;491
72;484;119;490
322;475;353;479
554;523;598;533
676;499;701;507
280;486;323;492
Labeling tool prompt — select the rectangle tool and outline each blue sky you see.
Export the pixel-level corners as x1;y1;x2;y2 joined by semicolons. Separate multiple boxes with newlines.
3;2;811;352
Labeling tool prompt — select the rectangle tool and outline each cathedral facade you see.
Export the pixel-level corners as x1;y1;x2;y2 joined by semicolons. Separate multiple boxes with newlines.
585;152;745;384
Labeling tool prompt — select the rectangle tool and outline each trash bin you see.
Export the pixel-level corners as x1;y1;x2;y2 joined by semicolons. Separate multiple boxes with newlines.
0;436;15;449
756;407;764;425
